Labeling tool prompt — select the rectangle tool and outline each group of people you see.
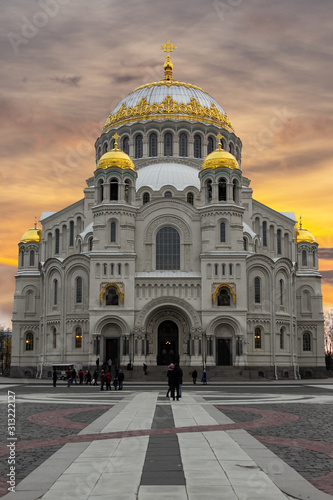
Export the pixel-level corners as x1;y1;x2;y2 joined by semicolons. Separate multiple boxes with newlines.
166;365;208;399
52;359;125;390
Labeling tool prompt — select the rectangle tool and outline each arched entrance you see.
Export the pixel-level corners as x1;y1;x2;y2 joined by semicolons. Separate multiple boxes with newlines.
157;320;178;365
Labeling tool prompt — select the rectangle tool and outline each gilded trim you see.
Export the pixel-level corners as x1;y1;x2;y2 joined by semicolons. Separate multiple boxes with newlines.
100;283;124;304
102;96;234;133
212;283;236;303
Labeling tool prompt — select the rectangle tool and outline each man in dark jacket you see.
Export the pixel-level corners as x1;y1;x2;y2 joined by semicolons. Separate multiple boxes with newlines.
167;363;181;401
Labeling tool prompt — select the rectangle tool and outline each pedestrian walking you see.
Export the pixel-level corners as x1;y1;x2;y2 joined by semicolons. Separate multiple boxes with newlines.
93;369;99;386
191;369;198;384
100;370;106;390
118;370;124;390
166;364;172;397
201;370;207;384
85;370;92;385
78;369;84;384
71;368;78;385
105;372;111;390
143;362;147;375
96;357;100;369
66;369;72;388
113;377;119;390
52;369;57;388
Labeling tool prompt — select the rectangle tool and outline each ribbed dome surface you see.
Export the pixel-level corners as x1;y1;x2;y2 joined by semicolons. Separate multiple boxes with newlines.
136;163;200;191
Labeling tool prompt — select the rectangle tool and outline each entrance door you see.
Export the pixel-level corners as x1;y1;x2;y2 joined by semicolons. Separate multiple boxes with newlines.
216;338;232;365
105;338;119;364
157;320;178;365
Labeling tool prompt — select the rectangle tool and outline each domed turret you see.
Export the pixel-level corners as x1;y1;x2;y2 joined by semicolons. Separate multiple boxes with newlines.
202;133;239;171
296;218;316;243
21;220;41;243
97;134;135;171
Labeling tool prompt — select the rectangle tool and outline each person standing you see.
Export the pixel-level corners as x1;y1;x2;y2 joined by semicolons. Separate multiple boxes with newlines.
168;363;180;401
118;370;124;390
191;369;198;384
85;370;92;385
96;357;100;369
72;368;78;385
166;364;173;397
105;372;111;390
201;370;207;384
66;369;72;388
78;369;84;384
100;370;106;390
93;369;98;386
52;369;57;388
107;358;112;373
143;363;147;375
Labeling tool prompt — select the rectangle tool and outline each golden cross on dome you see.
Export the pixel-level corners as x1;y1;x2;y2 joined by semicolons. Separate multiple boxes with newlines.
216;133;223;150
112;132;120;150
160;40;177;54
299;215;302;229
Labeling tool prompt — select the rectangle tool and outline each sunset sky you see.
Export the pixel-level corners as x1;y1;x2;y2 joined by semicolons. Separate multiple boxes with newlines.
1;0;333;327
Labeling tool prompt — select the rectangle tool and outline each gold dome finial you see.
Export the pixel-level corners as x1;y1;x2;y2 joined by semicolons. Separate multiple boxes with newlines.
160;40;177;81
112;132;120;151
299;216;302;229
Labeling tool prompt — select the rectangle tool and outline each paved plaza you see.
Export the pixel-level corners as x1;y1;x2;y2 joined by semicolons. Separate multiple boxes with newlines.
0;379;333;499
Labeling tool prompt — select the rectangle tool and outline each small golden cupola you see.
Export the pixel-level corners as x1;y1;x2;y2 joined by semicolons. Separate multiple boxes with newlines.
202;133;239;171
296;217;316;244
20;219;41;243
97;133;135;171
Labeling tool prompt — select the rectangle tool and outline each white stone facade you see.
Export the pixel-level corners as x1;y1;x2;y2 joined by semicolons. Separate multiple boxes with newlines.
11;74;325;379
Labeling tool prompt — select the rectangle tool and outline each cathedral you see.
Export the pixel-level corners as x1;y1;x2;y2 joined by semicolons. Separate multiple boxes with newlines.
11;42;325;379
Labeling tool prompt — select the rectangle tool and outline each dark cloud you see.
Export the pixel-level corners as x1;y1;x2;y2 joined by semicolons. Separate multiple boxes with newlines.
52;76;82;87
322;271;333;284
319;249;333;260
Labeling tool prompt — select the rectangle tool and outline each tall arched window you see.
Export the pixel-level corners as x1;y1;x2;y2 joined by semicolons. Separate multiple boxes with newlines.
303;332;311;351
53;279;58;306
69;220;74;246
194;134;202;158
280;328;284;349
279;279;284;306
124;179;131;203
220;222;226;243
179;133;188;157
55;229;60;254
25;332;34;351
53;327;57;349
122;136;129;155
149;133;158;157
206;179;212;202
110;178;119;201
232;179;238;202
187;192;194;205
254;277;261;303
243;237;248;251
164;133;173;156
277;229;282;255
29;250;35;266
156;227;180;270
20;250;24;267
312;249;316;267
110;221;116;242
207;136;215;155
302;250;307;266
76;277;83;304
143;192;150;204
135;134;143;158
103;142;108;154
88;237;93;251
218;178;227;201
263;221;267;247
75;327;82;348
254;327;262;349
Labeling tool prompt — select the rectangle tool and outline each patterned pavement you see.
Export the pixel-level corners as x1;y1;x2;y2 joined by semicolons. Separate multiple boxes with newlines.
0;380;332;499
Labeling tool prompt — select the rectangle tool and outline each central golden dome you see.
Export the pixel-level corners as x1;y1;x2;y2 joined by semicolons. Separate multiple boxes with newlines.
296;227;316;244
202;139;239;170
